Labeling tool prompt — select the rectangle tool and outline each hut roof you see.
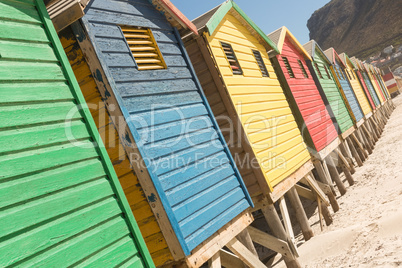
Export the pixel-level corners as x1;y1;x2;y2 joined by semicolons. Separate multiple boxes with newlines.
267;26;311;60
324;47;347;68
303;40;331;64
192;0;279;52
148;0;198;35
339;52;357;69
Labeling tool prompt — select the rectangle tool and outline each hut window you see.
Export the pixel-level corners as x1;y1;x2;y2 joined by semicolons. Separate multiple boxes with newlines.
345;69;352;80
324;65;331;79
120;26;167;70
351;70;356;80
297;60;308;78
252;50;269;77
221;42;243;75
282;57;295;78
314;62;323;79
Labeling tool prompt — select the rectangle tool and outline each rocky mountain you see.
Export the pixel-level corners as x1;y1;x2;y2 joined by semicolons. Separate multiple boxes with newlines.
307;0;402;59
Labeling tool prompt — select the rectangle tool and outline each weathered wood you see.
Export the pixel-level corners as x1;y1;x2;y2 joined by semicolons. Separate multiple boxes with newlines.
286;187;314;241
208;252;221;268
236;229;258;257
304;174;330;207
351;133;368;159
346;137;363;167
315;180;339;212
248;226;293;258
334;150;354;186
219;249;244;268
325;157;347;195
338;142;355;174
226;237;266;268
312;159;336;195
279;196;295;243
295;184;315;201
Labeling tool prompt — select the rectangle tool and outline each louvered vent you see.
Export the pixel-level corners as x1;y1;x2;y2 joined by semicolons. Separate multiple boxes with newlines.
252;50;269;77
221;42;242;75
282;57;294;78
314;63;323;79
324;65;331;79
297;59;308;78
121;26;167;70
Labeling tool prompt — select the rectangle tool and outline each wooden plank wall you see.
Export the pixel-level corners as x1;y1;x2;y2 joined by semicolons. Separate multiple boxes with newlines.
204;13;311;188
59;26;172;267
362;71;381;107
275;37;338;152
312;52;354;133
344;62;373;116
334;59;364;122
356;70;377;110
82;0;251;254
184;38;263;198
368;70;386;103
0;1;149;266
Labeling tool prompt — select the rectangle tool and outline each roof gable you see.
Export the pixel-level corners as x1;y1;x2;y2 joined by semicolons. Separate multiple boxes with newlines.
193;0;279;52
339;53;357;69
267;26;311;60
148;0;198;35
324;47;346;68
303;40;331;64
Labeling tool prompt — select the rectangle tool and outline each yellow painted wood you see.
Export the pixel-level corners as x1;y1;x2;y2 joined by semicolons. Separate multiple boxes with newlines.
59;28;172;267
206;12;310;190
367;70;386;104
343;60;372;116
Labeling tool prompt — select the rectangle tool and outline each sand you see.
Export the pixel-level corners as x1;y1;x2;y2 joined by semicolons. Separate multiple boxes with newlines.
272;95;402;268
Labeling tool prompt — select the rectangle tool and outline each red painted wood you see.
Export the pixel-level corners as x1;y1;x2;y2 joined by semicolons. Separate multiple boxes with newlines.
276;36;338;152
356;70;376;110
372;74;386;101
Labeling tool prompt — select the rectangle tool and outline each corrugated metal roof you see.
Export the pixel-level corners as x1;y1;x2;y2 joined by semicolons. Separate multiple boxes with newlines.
267;27;283;48
303;40;314;57
192;4;222;31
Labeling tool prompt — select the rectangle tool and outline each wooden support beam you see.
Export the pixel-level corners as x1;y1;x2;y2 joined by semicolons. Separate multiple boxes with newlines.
279;196;295;243
315;180;339;212
219;249;244;268
236;229;258;257
295;184;315;201
208;252;221;268
338;142;355;174
334;150;354;186
346;137;363;167
304;174;330;207
358;127;373;154
248;226;293;259
351;133;368;159
286;187;314;241
312;160;336;195
226;237;267;268
325;157;347;195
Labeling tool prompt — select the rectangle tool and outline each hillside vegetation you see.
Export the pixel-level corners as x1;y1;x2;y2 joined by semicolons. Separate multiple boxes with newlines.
307;0;402;59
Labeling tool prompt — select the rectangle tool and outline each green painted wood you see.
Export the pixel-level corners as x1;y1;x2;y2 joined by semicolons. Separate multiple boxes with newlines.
205;0;279;53
0;159;104;208
0;61;65;81
27;217;133;267
35;0;154;266
74;236;140;268
0;121;89;154
0;102;81;128
0;0;41;23
0;141;98;180
0;40;57;61
1;197;121;266
0;82;73;103
0;20;48;42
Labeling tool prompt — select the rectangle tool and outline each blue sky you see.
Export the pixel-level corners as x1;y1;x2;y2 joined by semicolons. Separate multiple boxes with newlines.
170;0;331;45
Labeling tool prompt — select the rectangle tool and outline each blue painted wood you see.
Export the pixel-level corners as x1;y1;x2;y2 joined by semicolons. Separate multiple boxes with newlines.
82;0;252;255
362;72;380;106
333;59;364;122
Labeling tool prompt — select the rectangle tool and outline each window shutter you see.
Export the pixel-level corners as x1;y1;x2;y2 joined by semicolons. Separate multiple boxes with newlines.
324;65;331;79
314;62;323;79
282;57;295;78
121;26;167;70
252;50;269;77
297;59;308;78
221;42;242;75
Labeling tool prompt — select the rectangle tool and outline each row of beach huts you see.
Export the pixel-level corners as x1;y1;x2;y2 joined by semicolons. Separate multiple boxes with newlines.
0;0;398;267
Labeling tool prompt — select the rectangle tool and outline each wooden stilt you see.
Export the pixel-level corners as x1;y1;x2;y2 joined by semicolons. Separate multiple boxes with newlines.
351;133;367;161
334;150;354;186
279;197;295;244
313;160;336;194
315;180;339;212
362;123;375;149
261;203;301;268
325;157;347;195
236;229;259;257
338;142;355;173
346;137;363;167
219;249;243;268
208;252;221;268
226;237;266;268
286;187;314;241
367;119;379;142
316;197;324;231
358;127;373;155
